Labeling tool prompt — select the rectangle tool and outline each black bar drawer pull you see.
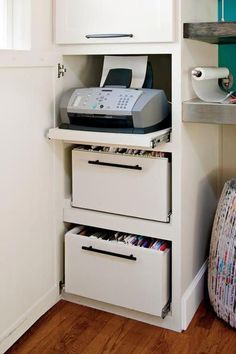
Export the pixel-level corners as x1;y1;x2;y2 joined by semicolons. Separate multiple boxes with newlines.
82;246;137;261
88;160;142;170
86;33;133;39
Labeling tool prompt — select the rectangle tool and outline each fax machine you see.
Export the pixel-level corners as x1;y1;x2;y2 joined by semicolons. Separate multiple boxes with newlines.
59;87;170;134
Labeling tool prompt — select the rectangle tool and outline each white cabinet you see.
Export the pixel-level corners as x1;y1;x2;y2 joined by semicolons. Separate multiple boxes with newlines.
56;0;175;44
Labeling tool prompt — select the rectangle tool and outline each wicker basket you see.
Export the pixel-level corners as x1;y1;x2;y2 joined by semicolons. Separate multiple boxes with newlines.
208;179;236;328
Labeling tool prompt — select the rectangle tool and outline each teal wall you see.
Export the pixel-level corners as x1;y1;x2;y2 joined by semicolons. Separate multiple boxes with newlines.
219;0;236;90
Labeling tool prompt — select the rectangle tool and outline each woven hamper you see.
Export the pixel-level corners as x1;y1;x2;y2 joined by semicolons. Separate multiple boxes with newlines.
208;179;236;328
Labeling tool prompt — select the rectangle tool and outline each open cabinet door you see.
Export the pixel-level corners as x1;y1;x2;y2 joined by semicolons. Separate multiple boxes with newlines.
0;1;63;352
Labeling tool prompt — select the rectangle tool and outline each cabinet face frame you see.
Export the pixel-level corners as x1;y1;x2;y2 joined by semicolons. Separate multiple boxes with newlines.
55;0;175;44
52;48;183;333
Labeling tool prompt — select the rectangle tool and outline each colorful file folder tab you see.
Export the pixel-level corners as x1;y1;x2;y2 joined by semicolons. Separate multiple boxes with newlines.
77;226;170;252
76;144;167;158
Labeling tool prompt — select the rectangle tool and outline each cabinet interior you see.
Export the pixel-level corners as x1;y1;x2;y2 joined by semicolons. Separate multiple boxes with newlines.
60;54;173;317
61;53;172;199
61;54;172;99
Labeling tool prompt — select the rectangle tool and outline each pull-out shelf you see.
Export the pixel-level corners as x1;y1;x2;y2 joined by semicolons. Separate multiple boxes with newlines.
48;127;171;149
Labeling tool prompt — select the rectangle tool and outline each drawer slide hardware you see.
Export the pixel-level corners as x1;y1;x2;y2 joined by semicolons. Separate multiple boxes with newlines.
151;131;171;149
82;245;137;261
88;160;142;170
161;300;171;319
59;280;65;294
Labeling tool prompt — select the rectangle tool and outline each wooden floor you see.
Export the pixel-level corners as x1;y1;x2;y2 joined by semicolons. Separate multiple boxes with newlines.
6;300;236;354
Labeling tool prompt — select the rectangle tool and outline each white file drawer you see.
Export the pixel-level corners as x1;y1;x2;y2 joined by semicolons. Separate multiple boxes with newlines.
65;227;170;317
72;149;171;222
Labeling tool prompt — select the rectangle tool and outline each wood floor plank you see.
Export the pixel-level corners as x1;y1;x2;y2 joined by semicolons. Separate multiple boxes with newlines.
6;301;91;354
79;314;134;354
62;310;113;354
6;300;236;354
197;315;236;354
29;306;106;354
111;321;165;354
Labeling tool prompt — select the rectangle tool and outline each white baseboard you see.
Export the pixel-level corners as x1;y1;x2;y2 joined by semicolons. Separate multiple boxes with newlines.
0;287;60;354
181;260;208;330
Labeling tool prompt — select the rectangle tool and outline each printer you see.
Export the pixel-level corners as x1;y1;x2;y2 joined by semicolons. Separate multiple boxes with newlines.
59;87;170;134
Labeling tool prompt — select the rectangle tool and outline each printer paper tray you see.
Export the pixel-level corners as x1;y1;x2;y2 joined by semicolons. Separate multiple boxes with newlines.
48;127;171;149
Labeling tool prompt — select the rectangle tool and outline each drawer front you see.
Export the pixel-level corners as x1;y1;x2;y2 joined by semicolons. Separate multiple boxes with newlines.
72;150;171;222
65;228;170;317
56;0;174;44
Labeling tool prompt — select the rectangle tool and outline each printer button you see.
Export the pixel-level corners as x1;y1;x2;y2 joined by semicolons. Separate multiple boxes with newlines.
100;105;104;109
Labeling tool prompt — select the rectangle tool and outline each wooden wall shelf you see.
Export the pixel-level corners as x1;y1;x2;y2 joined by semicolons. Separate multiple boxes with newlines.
183;99;236;125
184;22;236;44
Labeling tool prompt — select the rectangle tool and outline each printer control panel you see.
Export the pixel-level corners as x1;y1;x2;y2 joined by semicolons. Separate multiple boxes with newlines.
69;88;143;114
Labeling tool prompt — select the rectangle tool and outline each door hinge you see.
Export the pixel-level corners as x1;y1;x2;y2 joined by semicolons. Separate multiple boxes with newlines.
58;63;67;78
59;280;65;294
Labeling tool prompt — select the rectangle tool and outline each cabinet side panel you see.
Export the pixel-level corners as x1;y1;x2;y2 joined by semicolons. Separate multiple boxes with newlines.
181;124;219;294
181;0;220;295
181;0;218;23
